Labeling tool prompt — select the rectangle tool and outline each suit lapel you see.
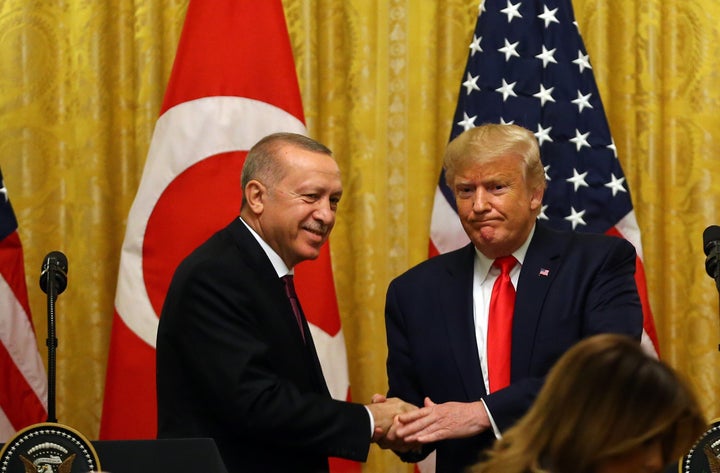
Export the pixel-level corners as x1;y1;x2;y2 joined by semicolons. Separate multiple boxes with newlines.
300;311;332;396
229;220;309;345
228;219;330;395
511;223;567;378
444;244;487;400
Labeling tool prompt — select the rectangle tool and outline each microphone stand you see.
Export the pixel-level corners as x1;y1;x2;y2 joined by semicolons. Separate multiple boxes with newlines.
710;266;720;352
43;271;59;423
708;251;720;352
704;226;720;352
714;270;720;353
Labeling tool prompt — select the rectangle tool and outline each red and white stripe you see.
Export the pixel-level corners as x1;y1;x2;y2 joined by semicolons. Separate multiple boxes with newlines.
0;231;47;441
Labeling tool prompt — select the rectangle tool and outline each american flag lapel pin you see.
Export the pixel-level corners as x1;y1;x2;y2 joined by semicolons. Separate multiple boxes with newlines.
539;268;550;277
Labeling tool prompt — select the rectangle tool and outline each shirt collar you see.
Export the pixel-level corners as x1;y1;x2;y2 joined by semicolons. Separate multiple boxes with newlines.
239;217;292;278
474;223;535;280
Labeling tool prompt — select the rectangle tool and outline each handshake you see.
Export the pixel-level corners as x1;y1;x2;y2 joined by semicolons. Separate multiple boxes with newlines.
365;394;420;452
364;394;491;452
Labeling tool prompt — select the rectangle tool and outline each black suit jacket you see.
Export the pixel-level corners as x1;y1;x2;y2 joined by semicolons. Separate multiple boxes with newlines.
384;222;643;473
157;218;370;473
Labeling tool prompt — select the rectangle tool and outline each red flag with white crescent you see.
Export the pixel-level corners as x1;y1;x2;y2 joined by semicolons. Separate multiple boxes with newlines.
100;3;358;470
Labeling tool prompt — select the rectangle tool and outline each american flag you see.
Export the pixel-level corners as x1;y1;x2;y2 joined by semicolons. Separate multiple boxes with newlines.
0;166;47;440
429;0;659;357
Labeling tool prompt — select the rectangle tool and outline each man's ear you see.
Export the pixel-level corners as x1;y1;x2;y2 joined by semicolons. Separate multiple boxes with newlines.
529;185;545;211
244;180;266;214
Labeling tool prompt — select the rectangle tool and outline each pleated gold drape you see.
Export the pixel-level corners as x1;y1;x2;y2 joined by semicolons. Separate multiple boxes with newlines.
2;1;719;472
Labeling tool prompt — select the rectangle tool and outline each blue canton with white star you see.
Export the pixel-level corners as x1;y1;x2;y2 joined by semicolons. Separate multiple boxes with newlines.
441;0;633;234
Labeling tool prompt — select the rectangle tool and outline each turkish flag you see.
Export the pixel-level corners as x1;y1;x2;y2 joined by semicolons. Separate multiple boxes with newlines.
100;2;357;471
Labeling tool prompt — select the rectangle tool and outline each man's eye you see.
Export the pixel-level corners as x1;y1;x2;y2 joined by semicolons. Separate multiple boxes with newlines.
456;188;473;198
302;194;319;202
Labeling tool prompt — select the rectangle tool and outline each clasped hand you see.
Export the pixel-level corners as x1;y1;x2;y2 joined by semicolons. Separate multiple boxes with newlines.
368;395;491;451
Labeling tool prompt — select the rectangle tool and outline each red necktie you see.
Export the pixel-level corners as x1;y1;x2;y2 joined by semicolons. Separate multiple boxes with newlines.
282;275;305;342
487;256;517;392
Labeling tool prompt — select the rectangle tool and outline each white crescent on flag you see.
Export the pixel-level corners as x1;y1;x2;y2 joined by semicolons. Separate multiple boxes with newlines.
112;94;352;406
115;97;305;347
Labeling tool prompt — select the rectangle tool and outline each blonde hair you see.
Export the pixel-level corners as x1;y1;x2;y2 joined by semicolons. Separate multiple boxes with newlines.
470;334;706;473
443;123;546;192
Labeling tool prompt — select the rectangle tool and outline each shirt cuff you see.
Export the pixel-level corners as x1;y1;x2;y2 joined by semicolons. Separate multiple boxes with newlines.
481;398;502;439
364;405;375;438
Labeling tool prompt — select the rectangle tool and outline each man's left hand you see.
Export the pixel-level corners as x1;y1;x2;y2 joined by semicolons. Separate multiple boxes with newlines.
394;397;491;443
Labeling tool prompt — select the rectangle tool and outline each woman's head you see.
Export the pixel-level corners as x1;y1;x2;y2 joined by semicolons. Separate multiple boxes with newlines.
472;334;706;473
537;334;705;472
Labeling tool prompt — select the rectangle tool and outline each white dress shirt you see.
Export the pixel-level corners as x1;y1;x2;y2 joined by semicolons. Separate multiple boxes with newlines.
473;224;535;437
239;217;375;437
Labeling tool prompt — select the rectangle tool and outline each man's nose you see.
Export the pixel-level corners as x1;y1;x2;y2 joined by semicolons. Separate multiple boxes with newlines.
472;189;491;212
313;198;336;223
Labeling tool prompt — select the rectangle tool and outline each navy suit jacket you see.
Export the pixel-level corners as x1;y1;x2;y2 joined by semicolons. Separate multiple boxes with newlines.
384;222;643;473
157;219;370;473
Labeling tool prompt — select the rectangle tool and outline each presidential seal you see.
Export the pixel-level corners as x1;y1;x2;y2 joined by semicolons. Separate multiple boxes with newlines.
681;418;720;472
0;423;100;473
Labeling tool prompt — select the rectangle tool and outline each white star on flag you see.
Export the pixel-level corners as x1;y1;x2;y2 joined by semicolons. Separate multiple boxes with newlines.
535;46;558;68
499;39;521;61
565;206;587;229
501;0;523;22
538;6;560;27
533;84;556;106
567;168;589;191
573;50;592;72
496;79;518;101
605;173;627;196
463;73;481;95
469;35;483;56
571;91;594;112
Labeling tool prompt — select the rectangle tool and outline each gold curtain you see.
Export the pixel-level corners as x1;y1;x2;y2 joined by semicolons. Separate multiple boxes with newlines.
1;1;719;472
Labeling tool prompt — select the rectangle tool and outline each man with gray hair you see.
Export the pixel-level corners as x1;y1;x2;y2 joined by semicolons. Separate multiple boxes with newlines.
157;132;416;473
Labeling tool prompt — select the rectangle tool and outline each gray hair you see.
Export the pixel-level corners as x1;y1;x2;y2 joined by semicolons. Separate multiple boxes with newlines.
240;132;333;208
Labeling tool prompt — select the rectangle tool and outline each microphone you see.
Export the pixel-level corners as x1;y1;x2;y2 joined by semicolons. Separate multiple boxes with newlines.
704;225;720;291
39;251;68;423
39;251;69;295
704;226;720;354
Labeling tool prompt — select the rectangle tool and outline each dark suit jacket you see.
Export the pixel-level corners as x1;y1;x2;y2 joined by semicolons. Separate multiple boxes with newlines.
384;222;643;473
157;218;370;473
